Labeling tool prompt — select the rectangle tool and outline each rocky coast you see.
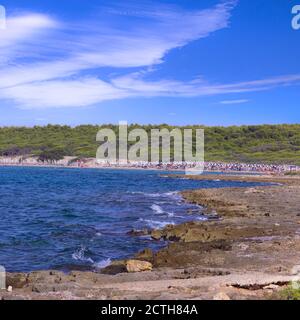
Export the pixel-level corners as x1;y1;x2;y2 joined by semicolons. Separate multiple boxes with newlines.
1;174;300;300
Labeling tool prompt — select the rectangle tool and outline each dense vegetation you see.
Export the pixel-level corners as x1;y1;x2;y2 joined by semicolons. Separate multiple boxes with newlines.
0;124;299;165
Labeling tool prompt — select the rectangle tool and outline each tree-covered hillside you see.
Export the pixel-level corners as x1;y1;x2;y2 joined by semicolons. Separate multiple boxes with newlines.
0;124;299;165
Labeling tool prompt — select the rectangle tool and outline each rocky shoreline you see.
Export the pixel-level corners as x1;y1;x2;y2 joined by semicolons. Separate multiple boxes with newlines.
1;174;300;300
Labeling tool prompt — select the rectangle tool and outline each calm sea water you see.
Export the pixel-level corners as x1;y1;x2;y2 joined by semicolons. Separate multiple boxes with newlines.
0;167;264;272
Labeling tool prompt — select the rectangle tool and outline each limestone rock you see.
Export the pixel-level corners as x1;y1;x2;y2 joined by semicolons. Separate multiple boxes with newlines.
6;273;28;288
135;248;154;262
151;229;163;240
126;260;153;273
213;292;230;300
263;284;279;290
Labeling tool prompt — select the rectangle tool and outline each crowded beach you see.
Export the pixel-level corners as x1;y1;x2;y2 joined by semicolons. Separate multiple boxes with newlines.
0;155;299;174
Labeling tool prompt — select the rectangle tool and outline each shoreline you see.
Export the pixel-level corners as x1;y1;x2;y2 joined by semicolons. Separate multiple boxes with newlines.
2;174;300;299
0;162;297;176
1;155;299;174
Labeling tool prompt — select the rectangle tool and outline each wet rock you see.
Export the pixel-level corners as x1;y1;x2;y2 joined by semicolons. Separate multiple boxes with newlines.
164;227;186;242
151;229;163;240
101;260;127;275
153;240;232;268
6;273;28;288
135;248;154;262
182;228;211;242
126;260;153;273
160;223;228;243
127;229;149;236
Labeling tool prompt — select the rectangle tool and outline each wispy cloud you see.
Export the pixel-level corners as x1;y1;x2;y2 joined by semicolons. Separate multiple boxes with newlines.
1;1;300;109
220;99;249;105
1;2;234;70
112;73;300;98
0;13;59;65
0;13;58;47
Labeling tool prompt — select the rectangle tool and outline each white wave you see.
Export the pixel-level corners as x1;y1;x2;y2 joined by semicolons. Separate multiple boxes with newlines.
72;246;94;263
151;204;175;217
163;191;179;196
128;191;161;197
93;258;112;269
150;204;164;214
95;232;102;237
147;193;163;197
166;211;174;217
139;218;174;229
162;191;174;196
195;216;207;221
128;191;180;199
163;191;181;200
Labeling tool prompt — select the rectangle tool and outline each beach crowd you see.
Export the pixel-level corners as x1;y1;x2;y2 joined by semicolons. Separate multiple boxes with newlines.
94;160;299;174
0;156;299;174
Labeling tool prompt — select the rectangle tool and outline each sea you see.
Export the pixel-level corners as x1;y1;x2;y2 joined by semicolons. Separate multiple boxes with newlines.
0;166;265;272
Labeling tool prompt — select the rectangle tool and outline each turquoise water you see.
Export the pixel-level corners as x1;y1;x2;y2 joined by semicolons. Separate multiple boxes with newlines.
0;167;265;272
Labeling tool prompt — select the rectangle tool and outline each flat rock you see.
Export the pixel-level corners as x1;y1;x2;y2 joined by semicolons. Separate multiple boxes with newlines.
213;292;231;300
126;260;153;273
135;248;154;262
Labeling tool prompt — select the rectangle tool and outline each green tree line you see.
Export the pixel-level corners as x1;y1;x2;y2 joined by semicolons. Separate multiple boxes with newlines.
0;124;299;165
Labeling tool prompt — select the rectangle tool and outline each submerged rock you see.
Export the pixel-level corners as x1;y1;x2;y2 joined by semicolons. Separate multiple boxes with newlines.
127;229;149;236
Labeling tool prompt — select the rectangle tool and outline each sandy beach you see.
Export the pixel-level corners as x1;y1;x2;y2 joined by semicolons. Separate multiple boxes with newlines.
1;155;299;176
1;173;300;300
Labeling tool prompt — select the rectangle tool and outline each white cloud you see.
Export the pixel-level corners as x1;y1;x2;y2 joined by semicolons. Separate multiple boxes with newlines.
112;73;300;98
0;13;57;48
0;2;233;77
220;99;249;105
0;13;59;66
3;78;128;108
1;1;300;109
0;2;237;108
4;72;300;109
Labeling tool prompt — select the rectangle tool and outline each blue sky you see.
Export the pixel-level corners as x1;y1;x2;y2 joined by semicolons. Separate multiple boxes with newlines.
0;0;299;126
